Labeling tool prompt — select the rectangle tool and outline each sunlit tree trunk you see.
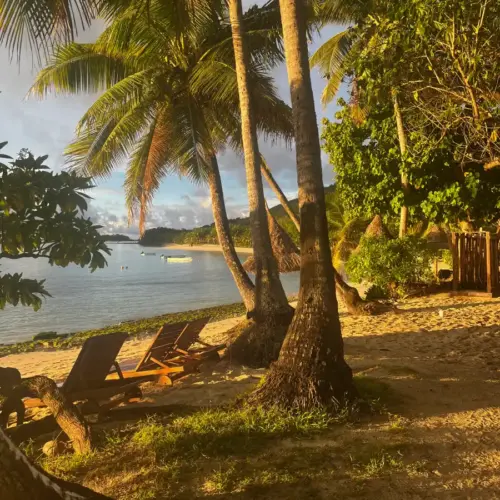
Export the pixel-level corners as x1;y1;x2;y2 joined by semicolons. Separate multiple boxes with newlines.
207;156;255;310
249;0;355;408
260;156;300;231
260;160;366;313
228;0;289;320
392;91;409;238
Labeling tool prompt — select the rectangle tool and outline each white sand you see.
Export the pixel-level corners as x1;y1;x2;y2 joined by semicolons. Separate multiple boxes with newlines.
163;243;253;254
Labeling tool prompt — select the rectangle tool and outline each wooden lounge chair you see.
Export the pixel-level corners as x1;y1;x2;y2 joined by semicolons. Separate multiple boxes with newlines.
133;317;224;378
172;317;225;360
23;332;143;412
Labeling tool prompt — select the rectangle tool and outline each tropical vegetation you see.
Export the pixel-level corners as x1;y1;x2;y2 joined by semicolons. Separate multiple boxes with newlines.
0;142;109;311
1;0;500;498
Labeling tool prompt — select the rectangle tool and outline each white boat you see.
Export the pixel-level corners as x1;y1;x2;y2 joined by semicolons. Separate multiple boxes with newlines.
140;251;156;256
164;255;192;263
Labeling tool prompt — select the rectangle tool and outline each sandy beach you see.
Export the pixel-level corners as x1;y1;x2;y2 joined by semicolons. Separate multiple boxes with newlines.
2;293;499;497
163;243;253;254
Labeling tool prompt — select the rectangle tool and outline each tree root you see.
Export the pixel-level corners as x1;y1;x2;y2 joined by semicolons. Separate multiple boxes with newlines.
335;276;396;316
246;360;356;412
224;308;294;368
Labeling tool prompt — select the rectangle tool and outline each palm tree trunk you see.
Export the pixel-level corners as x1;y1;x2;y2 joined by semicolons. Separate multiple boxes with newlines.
260;156;300;231
392;91;409;238
249;0;355;409
207;156;255;311
0;428;108;499
228;0;289;319
260;157;367;313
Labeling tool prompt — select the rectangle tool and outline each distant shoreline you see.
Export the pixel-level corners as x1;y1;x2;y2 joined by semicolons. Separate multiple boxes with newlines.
163;243;253;254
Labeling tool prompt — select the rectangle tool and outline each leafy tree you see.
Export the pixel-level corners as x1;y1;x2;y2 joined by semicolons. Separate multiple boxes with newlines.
348;0;500;172
310;0;414;237
0;142;110;311
323;99;500;229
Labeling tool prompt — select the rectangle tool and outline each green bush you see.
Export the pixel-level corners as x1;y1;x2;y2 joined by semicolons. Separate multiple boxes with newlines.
364;284;389;301
346;236;437;297
33;331;59;341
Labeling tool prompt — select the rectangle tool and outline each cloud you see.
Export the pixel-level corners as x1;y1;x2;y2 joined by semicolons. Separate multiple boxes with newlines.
2;14;345;233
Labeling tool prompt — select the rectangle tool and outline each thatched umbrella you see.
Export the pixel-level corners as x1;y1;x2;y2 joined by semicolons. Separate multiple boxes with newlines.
365;215;392;238
243;205;300;273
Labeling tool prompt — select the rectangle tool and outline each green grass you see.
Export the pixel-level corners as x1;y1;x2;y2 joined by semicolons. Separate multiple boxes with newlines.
39;401;430;499
40;405;341;498
131;406;336;459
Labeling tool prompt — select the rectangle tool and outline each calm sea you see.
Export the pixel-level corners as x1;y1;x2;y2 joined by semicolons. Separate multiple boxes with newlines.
0;244;299;344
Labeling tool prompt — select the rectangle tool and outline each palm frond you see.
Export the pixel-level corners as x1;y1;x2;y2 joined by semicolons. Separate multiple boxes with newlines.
28;43;132;98
310;29;354;106
0;0;98;63
66;102;153;177
77;68;154;129
124;105;174;233
313;0;366;26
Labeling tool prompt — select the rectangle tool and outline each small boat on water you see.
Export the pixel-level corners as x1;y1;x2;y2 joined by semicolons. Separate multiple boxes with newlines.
162;254;193;263
140;251;156;256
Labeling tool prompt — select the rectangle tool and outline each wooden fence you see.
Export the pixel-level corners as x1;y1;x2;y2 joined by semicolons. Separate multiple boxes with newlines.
451;232;499;295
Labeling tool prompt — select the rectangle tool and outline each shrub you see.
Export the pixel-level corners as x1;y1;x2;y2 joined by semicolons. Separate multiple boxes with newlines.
346;236;437;297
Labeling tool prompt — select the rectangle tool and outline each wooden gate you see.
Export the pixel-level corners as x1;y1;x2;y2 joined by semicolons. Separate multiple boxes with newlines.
451;232;499;296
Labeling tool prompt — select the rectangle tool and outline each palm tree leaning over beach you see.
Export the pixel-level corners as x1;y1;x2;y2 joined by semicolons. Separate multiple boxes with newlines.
30;0;294;317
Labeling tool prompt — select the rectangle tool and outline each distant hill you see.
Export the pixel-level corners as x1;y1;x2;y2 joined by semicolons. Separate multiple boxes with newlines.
139;185;335;247
101;234;136;242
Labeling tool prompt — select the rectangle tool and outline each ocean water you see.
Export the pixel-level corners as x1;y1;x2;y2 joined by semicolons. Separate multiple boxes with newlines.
0;244;299;344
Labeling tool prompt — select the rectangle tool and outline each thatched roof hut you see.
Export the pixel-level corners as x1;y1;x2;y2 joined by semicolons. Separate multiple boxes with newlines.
365;215;392;238
425;224;450;250
243;206;300;274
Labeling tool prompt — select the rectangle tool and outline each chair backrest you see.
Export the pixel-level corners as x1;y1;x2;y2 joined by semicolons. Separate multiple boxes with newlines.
63;332;128;393
135;321;189;372
173;317;211;353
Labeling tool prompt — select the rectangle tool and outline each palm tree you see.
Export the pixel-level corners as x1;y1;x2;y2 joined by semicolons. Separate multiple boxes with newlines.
249;0;355;409
30;1;293;315
261;158;370;313
310;0;410;237
260;156;300;231
227;0;290;322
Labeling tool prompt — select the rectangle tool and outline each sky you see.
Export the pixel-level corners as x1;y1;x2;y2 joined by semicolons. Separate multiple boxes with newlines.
0;3;348;237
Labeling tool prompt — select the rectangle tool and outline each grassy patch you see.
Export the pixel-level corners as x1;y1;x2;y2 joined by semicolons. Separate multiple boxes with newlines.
132;406;336;459
39;405;339;498
38;402;432;499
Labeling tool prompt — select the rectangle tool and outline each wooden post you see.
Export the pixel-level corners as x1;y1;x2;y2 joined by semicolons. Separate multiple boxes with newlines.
452;233;459;291
486;232;492;294
493;233;499;293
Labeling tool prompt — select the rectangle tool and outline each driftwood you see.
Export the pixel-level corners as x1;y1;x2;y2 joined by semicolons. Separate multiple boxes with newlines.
0;371;93;454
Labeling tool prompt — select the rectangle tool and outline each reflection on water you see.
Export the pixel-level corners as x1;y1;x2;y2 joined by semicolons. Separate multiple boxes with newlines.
0;244;299;344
